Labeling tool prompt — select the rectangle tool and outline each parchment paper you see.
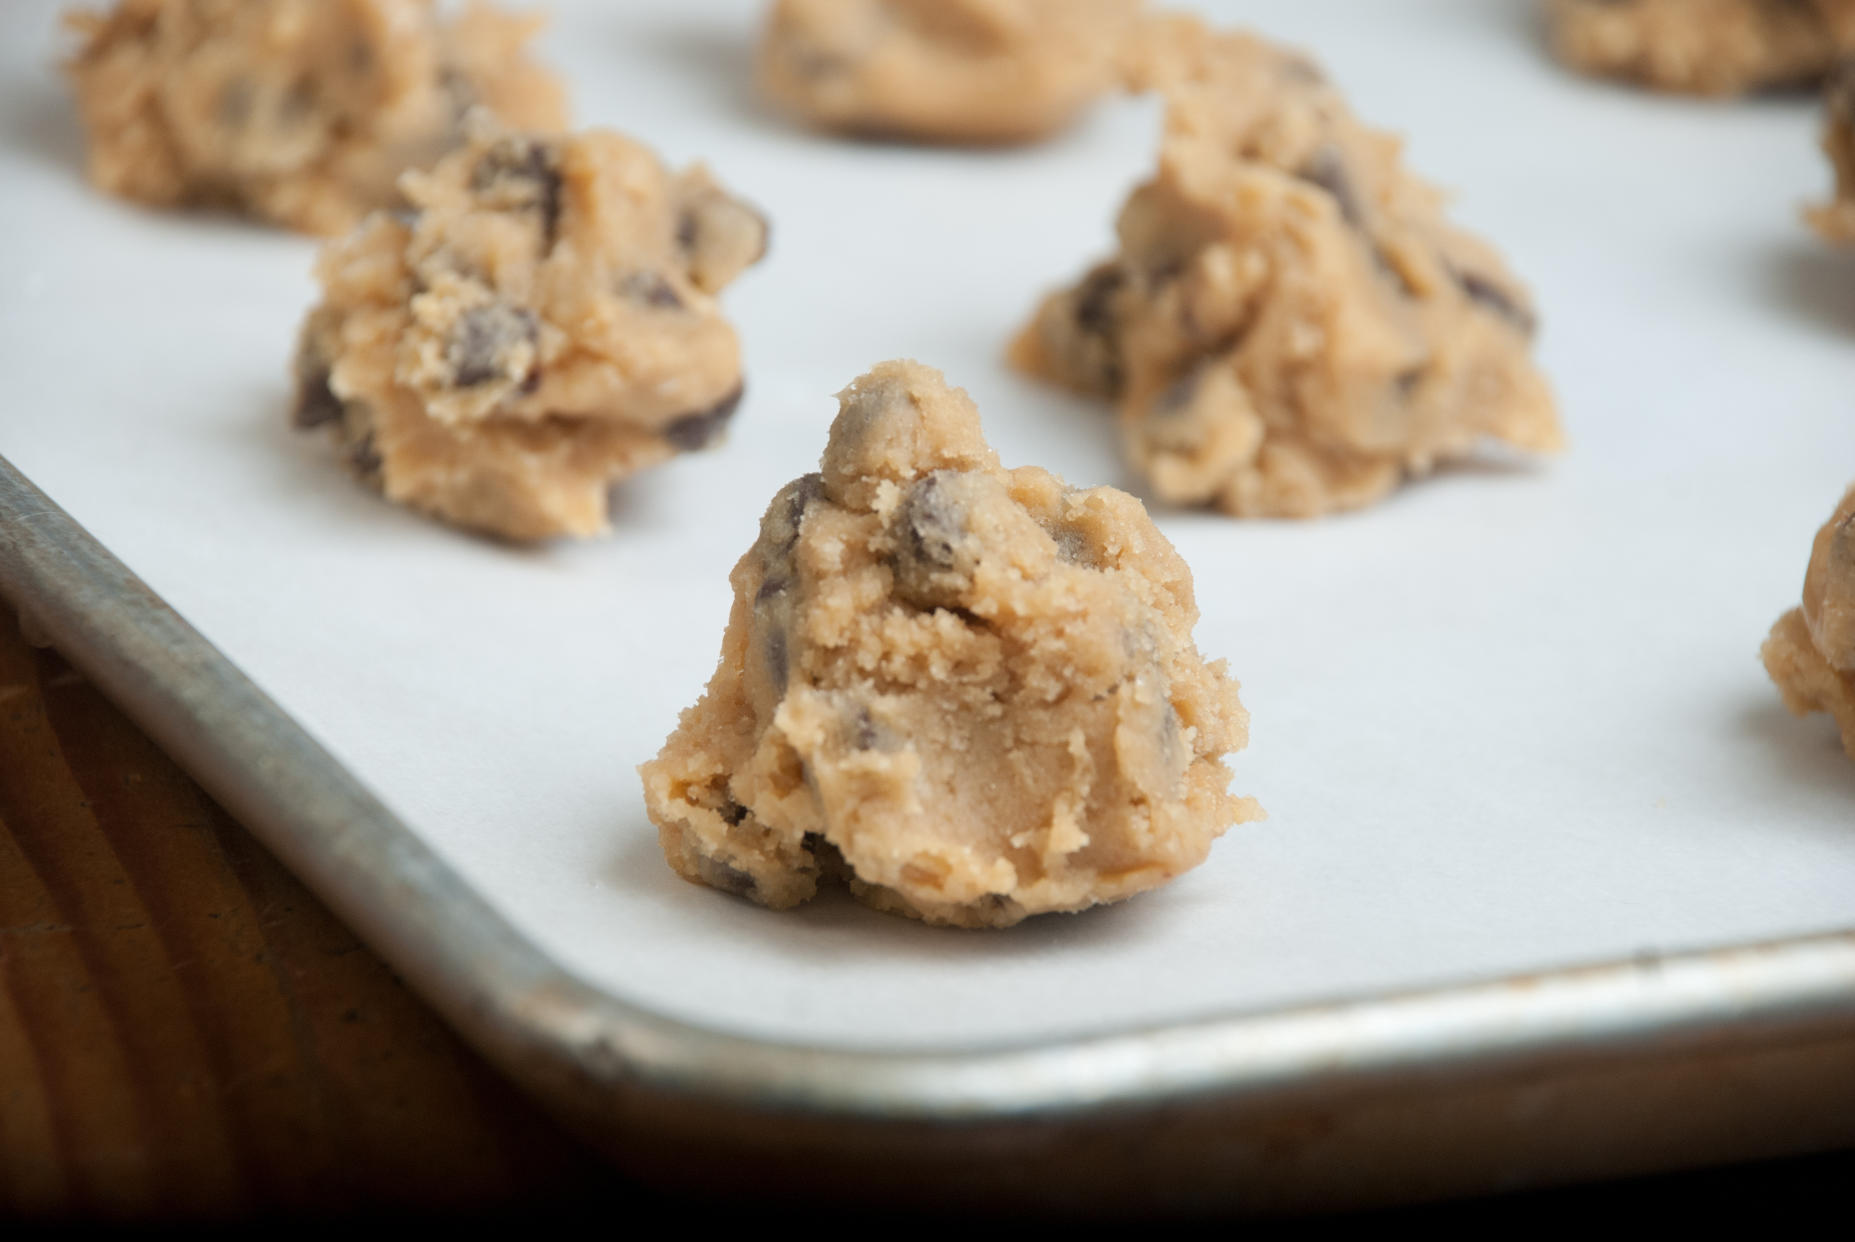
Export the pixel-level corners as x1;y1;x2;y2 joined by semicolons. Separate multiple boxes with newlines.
3;0;1852;1051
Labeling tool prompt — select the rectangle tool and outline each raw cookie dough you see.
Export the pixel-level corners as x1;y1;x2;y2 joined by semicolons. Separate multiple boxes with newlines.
1810;63;1855;241
63;0;567;235
292;118;769;540
640;361;1260;928
1546;0;1855;96
1762;485;1855;759
1012;21;1561;519
757;0;1143;144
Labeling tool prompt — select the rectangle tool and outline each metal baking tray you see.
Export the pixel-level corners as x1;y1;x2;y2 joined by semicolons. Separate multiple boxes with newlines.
5;0;1855;1212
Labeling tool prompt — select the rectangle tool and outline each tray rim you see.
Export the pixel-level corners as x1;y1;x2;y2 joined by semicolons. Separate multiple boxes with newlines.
5;452;1855;1199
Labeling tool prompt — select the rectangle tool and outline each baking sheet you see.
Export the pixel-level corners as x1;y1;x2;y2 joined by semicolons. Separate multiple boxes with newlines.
3;0;1852;1053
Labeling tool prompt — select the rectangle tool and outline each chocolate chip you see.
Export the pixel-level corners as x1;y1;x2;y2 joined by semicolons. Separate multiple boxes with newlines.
1154;366;1202;416
751;472;824;695
677;196;770;263
1281;56;1326;85
347;431;382;481
761;471;824;555
471;136;563;244
890;472;976;610
721;800;749;826
293;362;344;430
663;383;744;451
1300;146;1365;229
618;271;685;310
1454;269;1538;336
1075;266;1126;337
1049;523;1096;566
447;304;538;388
762;626;789;689
1160;704;1183;766
898;475;960;571
1069;264;1129;395
695;856;758;898
849;705;891;751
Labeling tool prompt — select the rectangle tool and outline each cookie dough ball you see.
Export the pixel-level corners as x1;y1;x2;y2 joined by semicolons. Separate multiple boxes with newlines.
1012;21;1561;520
292;118;769;540
640;361;1260;929
1763;486;1855;758
757;0;1144;144
1546;0;1855;96
62;0;567;235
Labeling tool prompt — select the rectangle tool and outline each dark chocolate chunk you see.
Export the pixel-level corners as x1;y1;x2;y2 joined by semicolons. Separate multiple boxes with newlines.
1300;145;1366;229
761;471;825;556
446;304;538;388
618;271;685;310
662;383;744;451
1280;56;1326;85
471;136;563;244
694;855;757;898
1048;523;1097;566
1070;264;1129;395
1454;269;1538;336
293;361;345;430
751;472;825;695
890;472;977;610
1154;365;1203;416
848;705;894;752
898;474;960;571
721;800;749;826
346;431;382;482
1075;265;1127;337
677;198;772;269
762;626;789;690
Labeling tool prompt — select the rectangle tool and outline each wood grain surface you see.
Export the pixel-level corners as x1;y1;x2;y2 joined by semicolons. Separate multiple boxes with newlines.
4;594;1853;1225
0;603;600;1220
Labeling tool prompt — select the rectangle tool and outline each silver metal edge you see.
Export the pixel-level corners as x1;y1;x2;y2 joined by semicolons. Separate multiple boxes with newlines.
5;453;1854;1162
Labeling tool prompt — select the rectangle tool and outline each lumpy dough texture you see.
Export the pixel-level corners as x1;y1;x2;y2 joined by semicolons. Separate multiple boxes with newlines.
292;119;769;540
1811;64;1855;241
63;0;566;235
1012;21;1561;519
1763;486;1855;759
757;0;1143;144
640;361;1260;928
1547;0;1855;96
